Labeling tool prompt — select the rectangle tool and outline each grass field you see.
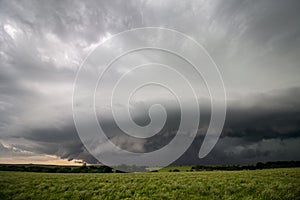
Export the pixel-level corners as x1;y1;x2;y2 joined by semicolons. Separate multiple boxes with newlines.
0;168;299;200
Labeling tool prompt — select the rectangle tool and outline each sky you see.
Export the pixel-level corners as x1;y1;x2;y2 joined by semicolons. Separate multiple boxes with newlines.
0;0;300;166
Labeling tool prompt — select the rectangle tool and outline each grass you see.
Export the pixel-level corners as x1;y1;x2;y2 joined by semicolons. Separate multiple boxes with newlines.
0;168;299;199
155;165;193;172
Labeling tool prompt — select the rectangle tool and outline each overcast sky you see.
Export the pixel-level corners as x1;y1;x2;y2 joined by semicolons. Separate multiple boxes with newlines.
0;0;300;165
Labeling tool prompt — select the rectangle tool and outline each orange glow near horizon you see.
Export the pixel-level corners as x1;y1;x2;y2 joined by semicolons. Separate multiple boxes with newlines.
0;155;83;166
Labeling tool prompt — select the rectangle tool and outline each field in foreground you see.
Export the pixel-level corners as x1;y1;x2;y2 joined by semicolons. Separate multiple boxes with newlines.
0;168;299;200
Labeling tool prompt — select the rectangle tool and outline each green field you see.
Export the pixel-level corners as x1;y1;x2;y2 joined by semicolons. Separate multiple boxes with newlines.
0;168;299;200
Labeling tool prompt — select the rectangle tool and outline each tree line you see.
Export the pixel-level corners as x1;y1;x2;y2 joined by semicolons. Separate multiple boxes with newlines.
190;161;300;171
0;161;299;173
0;164;113;173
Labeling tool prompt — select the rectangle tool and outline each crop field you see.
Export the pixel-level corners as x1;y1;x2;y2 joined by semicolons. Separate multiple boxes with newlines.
0;168;299;200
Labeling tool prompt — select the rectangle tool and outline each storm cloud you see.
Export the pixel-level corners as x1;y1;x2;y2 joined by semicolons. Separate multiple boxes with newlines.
0;0;300;165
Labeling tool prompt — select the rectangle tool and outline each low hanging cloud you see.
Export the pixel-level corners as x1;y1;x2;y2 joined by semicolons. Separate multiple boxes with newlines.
1;87;299;165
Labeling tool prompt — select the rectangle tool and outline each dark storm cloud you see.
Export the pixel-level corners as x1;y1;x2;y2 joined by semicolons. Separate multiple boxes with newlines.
223;87;300;141
6;124;98;164
0;0;300;164
178;87;300;165
2;87;298;165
